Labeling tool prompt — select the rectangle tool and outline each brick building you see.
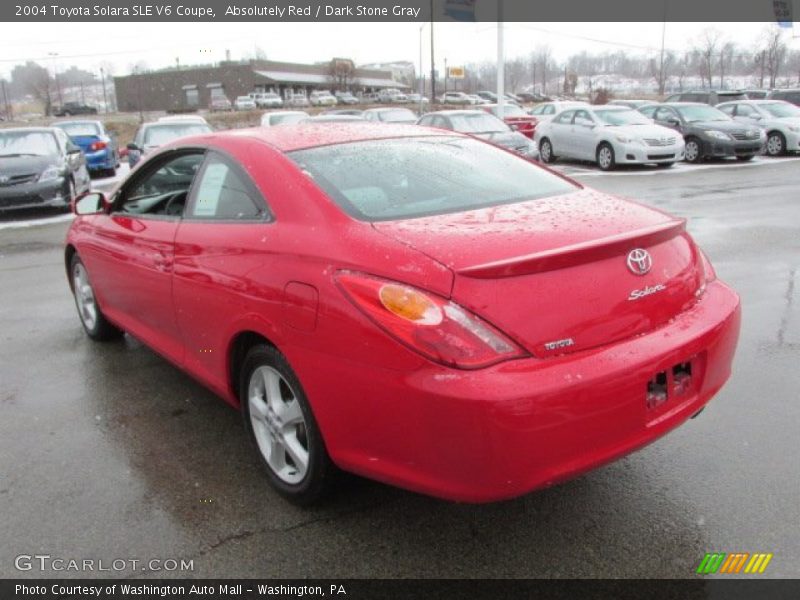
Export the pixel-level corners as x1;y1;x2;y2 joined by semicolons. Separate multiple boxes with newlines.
114;59;408;112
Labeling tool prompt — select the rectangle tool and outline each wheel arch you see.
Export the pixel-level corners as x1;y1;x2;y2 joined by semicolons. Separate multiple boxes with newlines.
227;330;279;403
65;244;77;291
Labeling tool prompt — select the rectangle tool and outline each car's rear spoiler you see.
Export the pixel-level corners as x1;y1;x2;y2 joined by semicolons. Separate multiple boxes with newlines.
457;219;687;279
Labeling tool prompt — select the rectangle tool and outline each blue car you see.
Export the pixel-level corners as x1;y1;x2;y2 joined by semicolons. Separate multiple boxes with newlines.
54;120;118;177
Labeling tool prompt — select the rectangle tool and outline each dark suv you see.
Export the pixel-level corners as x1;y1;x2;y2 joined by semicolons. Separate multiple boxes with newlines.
663;90;748;106
768;89;800;107
53;102;98;117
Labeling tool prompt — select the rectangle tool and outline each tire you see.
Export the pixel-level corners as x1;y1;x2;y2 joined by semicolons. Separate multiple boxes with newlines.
736;155;755;162
596;142;616;171
684;137;702;163
62;178;76;211
539;138;556;163
240;344;335;505
70;254;123;341
766;131;786;157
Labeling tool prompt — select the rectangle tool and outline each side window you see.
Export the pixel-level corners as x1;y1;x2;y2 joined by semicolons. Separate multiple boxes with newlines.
187;153;269;221
544;105;555;115
718;104;735;116
573;109;593;125
118;152;205;216
639;106;656;118
654;107;676;122
553;110;575;124
736;104;755;117
529;105;543;115
418;115;434;127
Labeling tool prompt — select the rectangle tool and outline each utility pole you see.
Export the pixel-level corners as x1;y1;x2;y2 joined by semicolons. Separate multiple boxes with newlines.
418;24;425;114
497;0;505;115
134;66;144;123
429;0;436;103
100;67;109;113
444;57;448;95
1;79;12;120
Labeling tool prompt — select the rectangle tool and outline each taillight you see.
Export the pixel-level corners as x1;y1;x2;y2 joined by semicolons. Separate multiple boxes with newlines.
336;272;527;369
90;141;107;151
695;248;717;298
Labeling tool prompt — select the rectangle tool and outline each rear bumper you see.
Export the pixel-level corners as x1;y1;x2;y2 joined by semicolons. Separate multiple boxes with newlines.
84;149;115;171
317;279;741;502
0;178;68;211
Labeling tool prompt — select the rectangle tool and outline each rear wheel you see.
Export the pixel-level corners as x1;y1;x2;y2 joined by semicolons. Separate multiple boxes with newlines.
241;345;335;505
70;254;123;341
684;137;702;163
596;143;616;171
766;131;786;156
539;138;555;163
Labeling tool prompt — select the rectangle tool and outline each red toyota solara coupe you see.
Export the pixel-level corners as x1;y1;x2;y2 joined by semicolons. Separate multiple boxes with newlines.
66;123;741;505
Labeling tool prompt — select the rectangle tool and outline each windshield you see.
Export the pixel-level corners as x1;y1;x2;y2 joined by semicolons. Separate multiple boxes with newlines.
760;102;800;118
290;136;576;221
0;131;60;156
675;105;731;123
448;113;510;133
143;124;211;146
594;108;652;126
378;109;416;122
56;122;101;137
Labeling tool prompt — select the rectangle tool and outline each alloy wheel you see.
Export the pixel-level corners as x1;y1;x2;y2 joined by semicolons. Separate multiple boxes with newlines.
247;366;309;485
766;133;784;156
72;262;97;330
685;140;700;162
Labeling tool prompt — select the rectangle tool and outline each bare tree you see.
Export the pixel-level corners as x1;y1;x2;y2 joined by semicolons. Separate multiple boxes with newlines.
11;61;53;115
760;25;787;88
532;45;552;96
718;42;735;89
505;57;527;93
695;28;722;89
650;49;675;95
327;58;356;91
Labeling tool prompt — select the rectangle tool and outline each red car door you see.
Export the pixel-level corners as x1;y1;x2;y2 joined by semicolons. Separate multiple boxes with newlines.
85;151;206;364
172;150;275;399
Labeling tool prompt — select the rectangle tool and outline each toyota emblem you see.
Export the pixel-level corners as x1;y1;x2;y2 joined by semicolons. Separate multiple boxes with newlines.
626;248;652;275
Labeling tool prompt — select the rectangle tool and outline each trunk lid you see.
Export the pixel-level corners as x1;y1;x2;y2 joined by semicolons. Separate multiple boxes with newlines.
372;189;703;356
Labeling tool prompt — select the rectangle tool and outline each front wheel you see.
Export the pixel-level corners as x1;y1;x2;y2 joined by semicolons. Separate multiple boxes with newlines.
684;137;702;163
596;142;616;171
241;345;335;505
70;254;123;341
539;138;556;163
765;132;786;156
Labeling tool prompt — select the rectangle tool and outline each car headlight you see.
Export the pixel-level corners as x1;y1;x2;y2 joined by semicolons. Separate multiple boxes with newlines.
614;135;634;143
38;166;62;183
705;130;731;140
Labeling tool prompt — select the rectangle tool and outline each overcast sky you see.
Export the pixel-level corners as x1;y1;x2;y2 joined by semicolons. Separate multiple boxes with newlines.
1;22;797;79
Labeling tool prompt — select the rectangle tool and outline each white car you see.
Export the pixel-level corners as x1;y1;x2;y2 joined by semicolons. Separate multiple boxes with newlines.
468;94;491;105
250;92;283;108
362;107;417;124
406;93;429;105
157;115;209;125
335;91;359;105
309;90;338;107
234;96;257;111
440;92;474;105
260;111;310;127
528;100;589;123
716;99;800;156
378;89;408;103
286;93;310;108
534;105;685;170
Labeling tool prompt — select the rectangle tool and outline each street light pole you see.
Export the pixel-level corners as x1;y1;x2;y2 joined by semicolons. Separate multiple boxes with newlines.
134;66;144;123
497;1;505;115
100;67;109;113
48;52;63;106
429;0;435;103
419;23;426;114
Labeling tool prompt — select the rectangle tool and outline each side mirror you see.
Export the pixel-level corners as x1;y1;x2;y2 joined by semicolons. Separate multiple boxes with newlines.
72;191;109;216
666;118;680;126
67;146;82;155
126;142;140;152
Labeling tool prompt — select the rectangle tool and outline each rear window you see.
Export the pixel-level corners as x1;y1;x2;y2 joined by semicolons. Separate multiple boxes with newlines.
448;113;509;133
377;109;416;122
57;122;101;136
289;136;577;221
143;123;212;146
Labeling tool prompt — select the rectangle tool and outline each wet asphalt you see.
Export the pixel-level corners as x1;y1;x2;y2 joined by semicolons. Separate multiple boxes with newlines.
0;157;799;579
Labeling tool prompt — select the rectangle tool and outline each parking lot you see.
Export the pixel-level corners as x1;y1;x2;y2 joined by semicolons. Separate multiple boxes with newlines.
1;155;799;578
